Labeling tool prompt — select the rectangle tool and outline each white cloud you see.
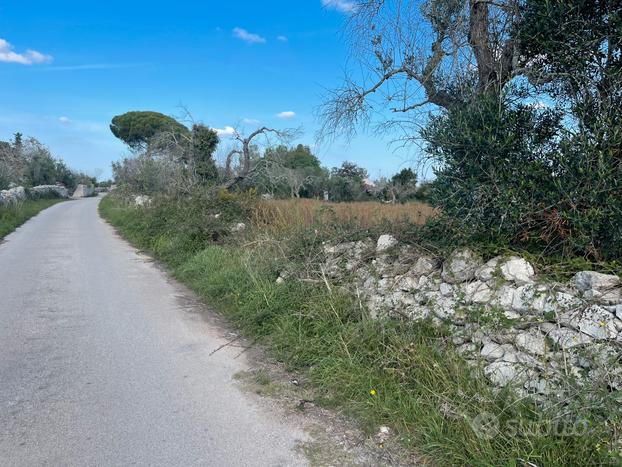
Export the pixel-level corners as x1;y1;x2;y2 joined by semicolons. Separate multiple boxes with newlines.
0;38;53;64
59;116;70;124
277;35;288;42
276;111;296;119
232;28;266;44
215;126;236;137
243;118;260;125
321;0;358;13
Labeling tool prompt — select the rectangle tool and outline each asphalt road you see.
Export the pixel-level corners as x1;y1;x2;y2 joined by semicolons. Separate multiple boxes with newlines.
0;196;308;466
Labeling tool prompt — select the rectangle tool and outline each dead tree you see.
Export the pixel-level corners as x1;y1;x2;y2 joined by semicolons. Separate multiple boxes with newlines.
319;0;523;141
224;126;300;186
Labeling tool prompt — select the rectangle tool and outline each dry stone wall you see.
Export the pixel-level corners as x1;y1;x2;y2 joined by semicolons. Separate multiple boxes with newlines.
323;235;622;399
0;185;69;206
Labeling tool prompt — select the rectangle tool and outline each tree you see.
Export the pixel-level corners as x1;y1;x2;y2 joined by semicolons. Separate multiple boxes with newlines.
250;145;324;198
189;124;219;182
386;168;418;203
110;111;190;151
224;126;300;184
329;162;369;201
320;0;523;142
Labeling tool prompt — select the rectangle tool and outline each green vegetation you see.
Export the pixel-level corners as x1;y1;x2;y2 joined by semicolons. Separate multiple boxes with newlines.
100;193;620;466
0;132;95;191
109;111;191;151
0;198;66;239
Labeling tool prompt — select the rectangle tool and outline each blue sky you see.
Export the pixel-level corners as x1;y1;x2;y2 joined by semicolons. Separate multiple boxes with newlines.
0;0;419;180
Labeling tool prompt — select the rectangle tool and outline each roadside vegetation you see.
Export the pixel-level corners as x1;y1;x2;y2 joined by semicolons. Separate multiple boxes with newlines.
100;192;619;466
101;0;621;464
0;198;66;239
0;133;97;192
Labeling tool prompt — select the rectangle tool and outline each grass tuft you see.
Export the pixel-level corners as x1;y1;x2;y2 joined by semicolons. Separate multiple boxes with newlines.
0;198;66;239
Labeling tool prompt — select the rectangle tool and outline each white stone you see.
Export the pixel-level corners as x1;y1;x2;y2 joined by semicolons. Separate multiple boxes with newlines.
441;249;483;284
499;257;535;285
475;257;501;282
231;222;246;233
0;186;26;205
439;282;453;297
460;281;493;304
547;328;592;349
30;184;69;198
395;275;419;292
431;296;457;320
276;276;285;284
573;271;622;304
376;234;398;253
484;361;522;386
491;285;517;309
584;288;622;305
515;329;547;356
481;342;505;361
134;195;151;206
573;271;620;292
409;256;440;276
576;305;618;340
524;379;549;395
72;184;93;198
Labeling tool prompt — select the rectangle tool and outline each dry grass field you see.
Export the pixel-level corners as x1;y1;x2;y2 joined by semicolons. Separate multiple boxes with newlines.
250;198;436;230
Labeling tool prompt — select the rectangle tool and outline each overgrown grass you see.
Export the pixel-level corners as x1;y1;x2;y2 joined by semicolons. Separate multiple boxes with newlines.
99;194;620;466
251;198;435;232
0;198;66;239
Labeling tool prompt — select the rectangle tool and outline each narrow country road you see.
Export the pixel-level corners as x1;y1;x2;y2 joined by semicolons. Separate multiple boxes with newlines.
0;197;309;466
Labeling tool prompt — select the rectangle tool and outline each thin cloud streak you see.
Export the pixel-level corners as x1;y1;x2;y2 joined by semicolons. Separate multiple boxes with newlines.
38;63;148;71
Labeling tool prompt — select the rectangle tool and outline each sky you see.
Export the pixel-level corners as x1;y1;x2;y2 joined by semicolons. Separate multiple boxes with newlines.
0;0;421;180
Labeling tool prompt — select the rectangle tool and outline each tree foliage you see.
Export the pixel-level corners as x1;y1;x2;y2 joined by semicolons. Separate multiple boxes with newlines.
110;111;190;151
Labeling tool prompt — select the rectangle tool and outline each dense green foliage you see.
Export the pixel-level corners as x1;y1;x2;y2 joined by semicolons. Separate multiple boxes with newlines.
0;198;66;239
189;124;219;182
422;0;622;261
110;111;190;151
100;193;621;466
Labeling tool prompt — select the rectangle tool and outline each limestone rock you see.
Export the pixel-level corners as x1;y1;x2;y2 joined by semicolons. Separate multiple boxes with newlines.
547;328;592;349
460;281;493;304
576;305;618;340
134;195;151;207
481;342;505;361
515;329;547;356
30;184;69;198
491;285;517;309
573;271;622;304
499;257;535;285
484;361;533;387
475;257;501;282
441;249;483;284
439;282;453;297
72;184;93;198
376;234;398;253
0;186;26;205
573;271;620;292
409;256;440;276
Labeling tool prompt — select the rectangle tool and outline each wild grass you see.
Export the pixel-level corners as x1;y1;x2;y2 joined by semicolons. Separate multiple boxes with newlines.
249;198;436;232
99;194;620;466
0;198;66;239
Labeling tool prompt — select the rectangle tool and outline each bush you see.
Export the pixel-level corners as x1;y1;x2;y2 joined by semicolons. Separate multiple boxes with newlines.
423;91;561;249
